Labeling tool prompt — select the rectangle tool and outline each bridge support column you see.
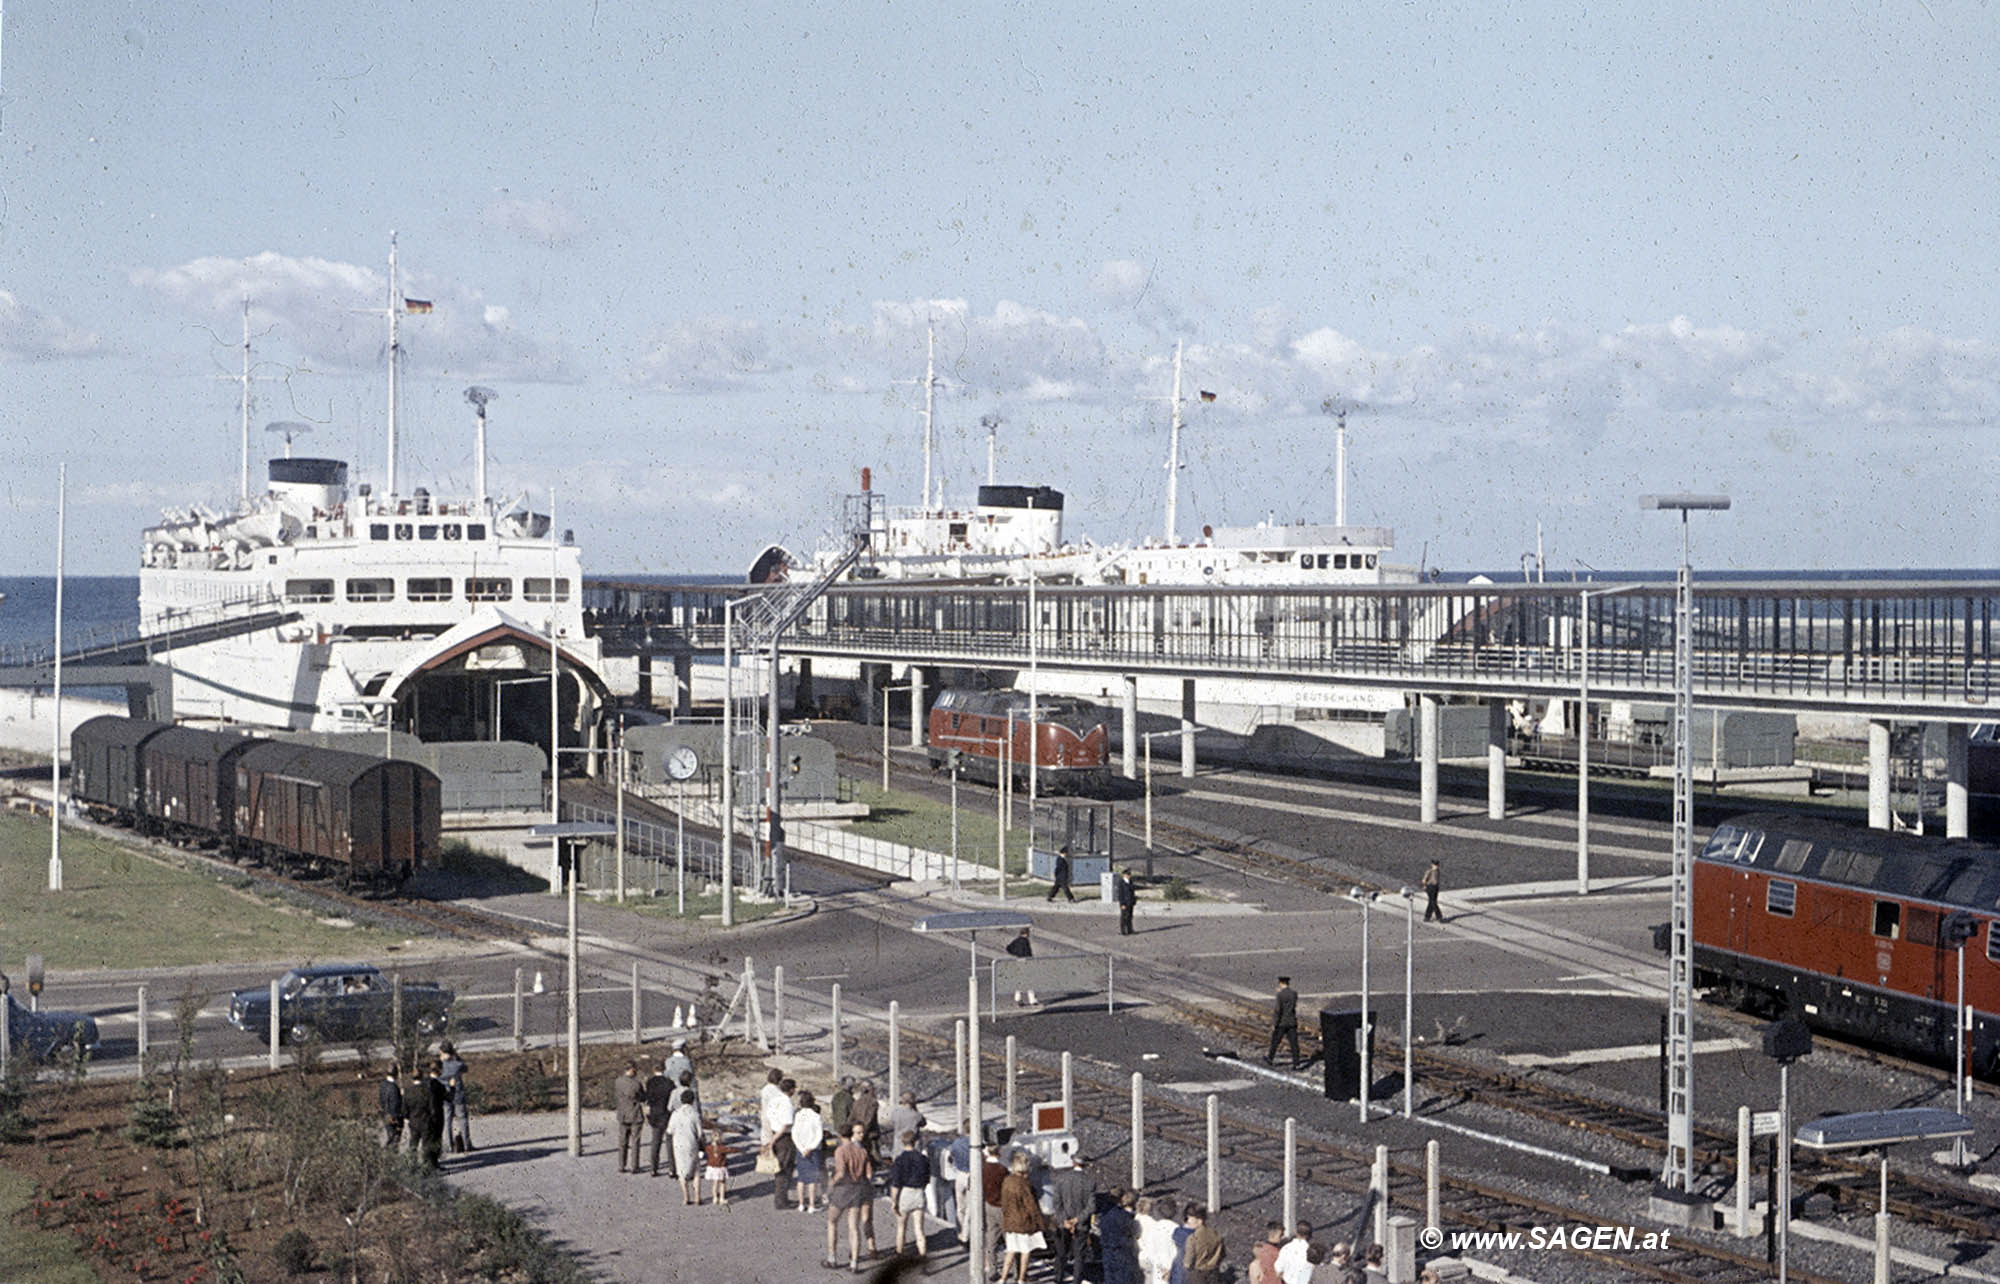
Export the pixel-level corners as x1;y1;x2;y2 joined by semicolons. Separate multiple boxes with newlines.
1419;695;1440;825
1121;676;1139;780
672;653;692;718
636;653;654;707
1487;701;1507;820
1868;719;1891;830
909;666;925;749
1945;721;1969;839
1180;679;1197;779
794;657;813;718
862;663;882;726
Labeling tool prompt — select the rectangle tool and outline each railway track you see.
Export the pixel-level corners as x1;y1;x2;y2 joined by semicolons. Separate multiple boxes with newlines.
1162;993;2000;1243
838;1017;1852;1284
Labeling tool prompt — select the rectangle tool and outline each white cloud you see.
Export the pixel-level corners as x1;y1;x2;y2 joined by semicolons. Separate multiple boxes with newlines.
484;195;583;247
627;317;775;392
0;290;105;360
130;251;576;383
1091;259;1151;307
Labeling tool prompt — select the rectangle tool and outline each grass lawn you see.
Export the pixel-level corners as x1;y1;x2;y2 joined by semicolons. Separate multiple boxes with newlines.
843;781;1038;876
618;889;791;924
0;1169;95;1284
0;812;416;971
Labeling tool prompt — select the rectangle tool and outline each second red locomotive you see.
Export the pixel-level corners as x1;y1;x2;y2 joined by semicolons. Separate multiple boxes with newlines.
925;687;1109;793
1693;811;2000;1077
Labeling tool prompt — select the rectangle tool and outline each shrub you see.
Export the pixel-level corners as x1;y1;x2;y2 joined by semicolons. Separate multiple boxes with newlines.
274;1228;317;1275
1163;876;1194;901
127;1090;184;1149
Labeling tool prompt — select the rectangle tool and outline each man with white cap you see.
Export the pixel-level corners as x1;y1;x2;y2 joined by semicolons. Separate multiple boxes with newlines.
663;1037;696;1099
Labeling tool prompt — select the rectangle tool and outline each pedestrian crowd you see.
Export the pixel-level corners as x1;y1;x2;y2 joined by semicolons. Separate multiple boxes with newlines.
380;1037;1437;1282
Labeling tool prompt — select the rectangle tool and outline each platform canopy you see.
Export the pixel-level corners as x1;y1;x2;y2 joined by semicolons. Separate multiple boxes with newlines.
1794;1108;1971;1151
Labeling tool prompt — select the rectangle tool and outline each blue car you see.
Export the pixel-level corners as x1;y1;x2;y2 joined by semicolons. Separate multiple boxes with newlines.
3;991;101;1062
227;963;453;1046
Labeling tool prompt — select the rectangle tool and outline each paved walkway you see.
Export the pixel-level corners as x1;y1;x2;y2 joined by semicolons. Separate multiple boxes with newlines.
442;1110;969;1284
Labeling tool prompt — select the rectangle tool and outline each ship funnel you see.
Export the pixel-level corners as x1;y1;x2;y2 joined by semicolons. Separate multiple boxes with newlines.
861;467;872;492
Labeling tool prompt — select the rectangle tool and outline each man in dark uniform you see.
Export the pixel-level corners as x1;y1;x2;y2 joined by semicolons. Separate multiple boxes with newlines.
1114;867;1138;936
1047;844;1077;902
643;1056;675;1176
1266;976;1301;1068
378;1068;404;1149
1006;927;1037;1006
1422;861;1444;922
613;1059;645;1173
409;1060;447;1169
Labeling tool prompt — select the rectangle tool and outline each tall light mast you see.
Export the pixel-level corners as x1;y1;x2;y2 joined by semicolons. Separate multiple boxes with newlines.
466;386;497;512
981;413;1001;487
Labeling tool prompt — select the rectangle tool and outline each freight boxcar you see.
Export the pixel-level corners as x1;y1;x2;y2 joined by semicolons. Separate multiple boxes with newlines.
233;741;441;887
1692;812;2000;1076
69;715;172;823
137;726;260;841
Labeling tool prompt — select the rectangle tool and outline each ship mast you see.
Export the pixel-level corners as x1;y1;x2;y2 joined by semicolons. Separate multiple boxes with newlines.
1165;340;1184;543
921;322;937;511
238;296;252;503
386;233;402;498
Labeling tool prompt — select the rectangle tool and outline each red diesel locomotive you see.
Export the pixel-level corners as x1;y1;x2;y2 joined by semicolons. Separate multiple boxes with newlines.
925;688;1109;793
1693;812;2000;1075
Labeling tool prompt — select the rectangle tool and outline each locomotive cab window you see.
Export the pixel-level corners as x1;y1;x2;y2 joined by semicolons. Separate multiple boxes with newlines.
1872;900;1901;940
1766;880;1796;917
1989;923;2000;965
1773;839;1812;873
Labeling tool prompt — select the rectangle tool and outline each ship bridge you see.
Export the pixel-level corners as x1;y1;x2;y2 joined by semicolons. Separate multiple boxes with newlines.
582;575;2000;833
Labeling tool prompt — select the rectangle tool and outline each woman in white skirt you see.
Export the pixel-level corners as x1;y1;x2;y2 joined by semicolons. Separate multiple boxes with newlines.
998;1151;1047;1284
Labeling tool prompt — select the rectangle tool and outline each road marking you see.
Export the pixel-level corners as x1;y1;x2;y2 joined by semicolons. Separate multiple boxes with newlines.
1504;1036;1749;1068
1160;1078;1259;1093
1185;947;1307;959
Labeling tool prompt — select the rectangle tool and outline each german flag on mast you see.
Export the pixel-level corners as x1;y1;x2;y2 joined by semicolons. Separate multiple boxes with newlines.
403;297;434;314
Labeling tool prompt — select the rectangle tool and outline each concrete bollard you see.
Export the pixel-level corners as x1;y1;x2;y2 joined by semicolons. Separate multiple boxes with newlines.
1385;1215;1417;1284
1206;1094;1221;1215
1130;1072;1145;1192
136;985;149;1078
513;966;525;1052
1425;1139;1441;1235
1736;1105;1752;1236
1005;1035;1017;1128
774;965;786;1054
1283;1117;1297;1231
888;1000;901;1108
1373;1145;1389;1248
831;982;843;1083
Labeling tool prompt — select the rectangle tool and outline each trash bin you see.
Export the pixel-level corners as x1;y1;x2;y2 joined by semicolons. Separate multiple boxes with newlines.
1320;1006;1375;1101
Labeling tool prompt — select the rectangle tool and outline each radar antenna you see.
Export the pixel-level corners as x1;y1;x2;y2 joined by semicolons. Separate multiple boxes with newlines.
265;420;313;459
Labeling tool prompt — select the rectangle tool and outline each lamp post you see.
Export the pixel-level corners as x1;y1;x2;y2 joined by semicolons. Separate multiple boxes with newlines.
721;598;737;926
49;462;65;893
1576;583;1641;894
530;820;615;1160
1348;887;1378;1123
1140;729;1179;854
1399;885;1415;1119
914;910;1033;1284
1642;493;1729;1197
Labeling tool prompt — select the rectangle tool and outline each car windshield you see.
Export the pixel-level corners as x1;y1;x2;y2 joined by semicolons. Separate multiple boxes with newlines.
279;972;309;1000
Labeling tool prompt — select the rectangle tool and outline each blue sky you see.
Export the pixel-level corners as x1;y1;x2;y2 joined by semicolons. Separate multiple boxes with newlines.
0;0;1994;575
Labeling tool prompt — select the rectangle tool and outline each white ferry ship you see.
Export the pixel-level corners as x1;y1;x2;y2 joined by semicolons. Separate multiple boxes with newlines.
750;338;1424;757
765;338;1418;591
137;242;616;759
